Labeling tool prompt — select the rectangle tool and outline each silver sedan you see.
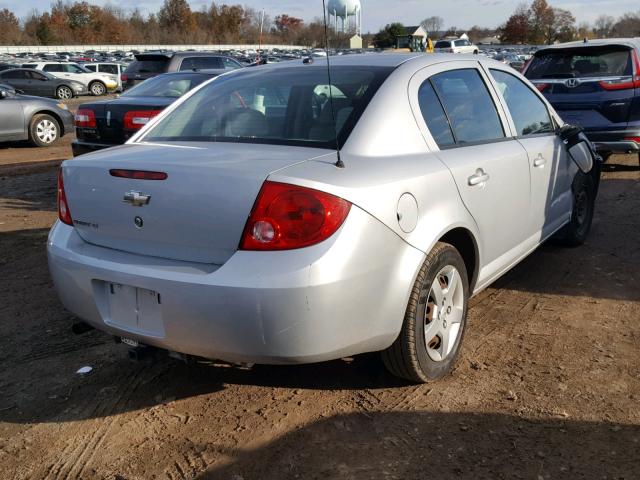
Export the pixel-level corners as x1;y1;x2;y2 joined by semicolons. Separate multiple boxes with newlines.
48;54;597;382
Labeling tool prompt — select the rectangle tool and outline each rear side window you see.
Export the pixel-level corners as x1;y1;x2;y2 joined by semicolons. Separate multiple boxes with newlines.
222;57;241;69
525;46;632;79
430;69;504;145
43;64;64;72
435;41;451;49
490;69;553;136
84;65;97;72
417;81;455;148
125;59;169;74
179;57;223;71
1;70;26;79
100;64;119;75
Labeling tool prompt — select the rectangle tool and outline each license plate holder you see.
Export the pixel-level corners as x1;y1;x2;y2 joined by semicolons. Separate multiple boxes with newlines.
105;283;165;337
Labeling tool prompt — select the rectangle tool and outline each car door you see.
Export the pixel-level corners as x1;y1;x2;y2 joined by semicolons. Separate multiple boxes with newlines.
409;61;532;283
27;70;54;96
486;66;573;240
0;87;25;138
1;70;31;94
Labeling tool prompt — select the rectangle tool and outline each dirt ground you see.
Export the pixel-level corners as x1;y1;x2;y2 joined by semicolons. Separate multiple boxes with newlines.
0;147;638;479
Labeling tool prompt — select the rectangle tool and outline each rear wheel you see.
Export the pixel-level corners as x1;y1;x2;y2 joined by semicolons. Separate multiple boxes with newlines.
89;81;106;96
382;242;469;383
55;85;73;100
29;114;60;147
554;172;595;246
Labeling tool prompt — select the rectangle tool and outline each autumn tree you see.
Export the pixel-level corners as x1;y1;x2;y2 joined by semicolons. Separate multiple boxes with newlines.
0;9;22;44
159;0;196;43
499;3;530;44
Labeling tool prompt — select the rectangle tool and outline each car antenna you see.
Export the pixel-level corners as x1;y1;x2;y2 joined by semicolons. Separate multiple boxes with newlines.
321;0;345;168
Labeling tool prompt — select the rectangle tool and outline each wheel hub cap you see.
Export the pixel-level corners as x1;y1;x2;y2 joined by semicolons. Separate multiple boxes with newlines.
424;265;464;362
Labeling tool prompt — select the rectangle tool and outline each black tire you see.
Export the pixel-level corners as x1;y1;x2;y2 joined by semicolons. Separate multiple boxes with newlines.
381;242;469;383
89;81;106;96
554;172;595;246
28;114;60;147
55;85;73;100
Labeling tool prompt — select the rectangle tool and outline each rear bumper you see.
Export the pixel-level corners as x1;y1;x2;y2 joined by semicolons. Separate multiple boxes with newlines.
71;140;115;156
583;130;640;153
47;207;424;365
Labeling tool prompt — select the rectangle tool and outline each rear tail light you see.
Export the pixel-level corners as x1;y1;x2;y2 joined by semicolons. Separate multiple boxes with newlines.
240;181;351;251
57;169;73;226
535;83;549;93
120;73;128;82
599;78;635;91
123;110;162;131
624;136;640;144
74;109;96;128
600;49;640;91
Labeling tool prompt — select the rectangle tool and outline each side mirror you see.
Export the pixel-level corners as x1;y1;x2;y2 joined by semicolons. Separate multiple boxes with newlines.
558;124;596;173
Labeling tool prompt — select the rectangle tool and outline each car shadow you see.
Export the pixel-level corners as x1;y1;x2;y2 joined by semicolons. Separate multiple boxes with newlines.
195;411;639;479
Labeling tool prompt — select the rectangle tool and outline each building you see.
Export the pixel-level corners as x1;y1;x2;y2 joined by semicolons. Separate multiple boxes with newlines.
395;25;428;51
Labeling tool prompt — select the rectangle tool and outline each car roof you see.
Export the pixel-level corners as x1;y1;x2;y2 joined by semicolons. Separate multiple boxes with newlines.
159;69;227;76
536;38;640;52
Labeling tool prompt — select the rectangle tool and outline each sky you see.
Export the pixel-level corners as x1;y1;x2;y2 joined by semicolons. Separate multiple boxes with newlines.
0;0;638;31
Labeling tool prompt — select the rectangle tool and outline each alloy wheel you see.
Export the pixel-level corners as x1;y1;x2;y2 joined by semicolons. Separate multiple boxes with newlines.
57;87;72;99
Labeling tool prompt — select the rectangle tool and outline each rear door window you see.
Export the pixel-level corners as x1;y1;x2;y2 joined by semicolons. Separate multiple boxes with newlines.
1;70;27;79
84;65;97;72
179;57;224;71
525;46;632;79
430;69;505;144
435;41;451;49
125;59;169;74
490;69;554;136
417;80;455;148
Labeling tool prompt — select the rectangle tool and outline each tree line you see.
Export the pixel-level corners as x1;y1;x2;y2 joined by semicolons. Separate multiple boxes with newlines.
0;0;345;46
500;0;640;45
1;0;639;47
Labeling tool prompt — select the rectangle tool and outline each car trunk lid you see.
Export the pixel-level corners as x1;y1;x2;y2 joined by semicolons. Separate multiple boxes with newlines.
525;44;638;131
76;96;174;145
62;142;330;264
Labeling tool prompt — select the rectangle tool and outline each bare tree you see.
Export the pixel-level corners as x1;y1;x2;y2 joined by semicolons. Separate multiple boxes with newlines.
420;16;443;35
594;14;615;38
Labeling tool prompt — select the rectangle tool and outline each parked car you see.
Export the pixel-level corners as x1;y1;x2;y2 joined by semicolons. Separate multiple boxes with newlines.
21;61;118;96
523;38;640;164
495;53;525;71
82;62;126;92
49;54;597;383
121;52;242;90
434;38;479;54
72;70;226;156
0;68;87;99
0;83;74;147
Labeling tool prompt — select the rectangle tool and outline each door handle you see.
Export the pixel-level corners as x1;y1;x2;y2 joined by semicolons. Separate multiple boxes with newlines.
468;168;490;186
533;154;546;167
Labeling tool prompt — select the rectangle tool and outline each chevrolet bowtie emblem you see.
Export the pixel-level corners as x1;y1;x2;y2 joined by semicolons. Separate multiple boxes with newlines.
123;191;151;207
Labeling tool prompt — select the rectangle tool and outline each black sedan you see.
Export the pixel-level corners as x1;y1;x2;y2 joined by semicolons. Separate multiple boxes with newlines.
0;68;87;99
72;70;225;156
0;83;74;147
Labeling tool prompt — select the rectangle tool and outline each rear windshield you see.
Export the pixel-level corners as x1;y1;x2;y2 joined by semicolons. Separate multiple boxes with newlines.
143;66;392;149
125;58;170;74
123;73;214;98
435;41;451;49
525;46;632;79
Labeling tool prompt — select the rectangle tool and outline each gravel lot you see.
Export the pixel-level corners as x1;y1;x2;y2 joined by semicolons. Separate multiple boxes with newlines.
0;140;638;479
